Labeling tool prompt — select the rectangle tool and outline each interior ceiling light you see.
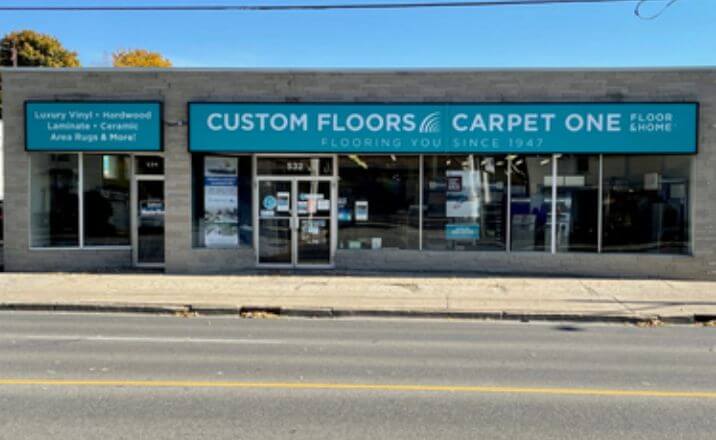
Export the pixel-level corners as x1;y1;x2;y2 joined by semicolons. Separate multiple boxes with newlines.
348;154;368;170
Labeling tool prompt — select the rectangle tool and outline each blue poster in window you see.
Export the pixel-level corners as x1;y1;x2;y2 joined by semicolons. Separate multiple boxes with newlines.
446;224;481;240
26;101;162;151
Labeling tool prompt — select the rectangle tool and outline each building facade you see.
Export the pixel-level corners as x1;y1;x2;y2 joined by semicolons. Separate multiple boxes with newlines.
1;68;712;278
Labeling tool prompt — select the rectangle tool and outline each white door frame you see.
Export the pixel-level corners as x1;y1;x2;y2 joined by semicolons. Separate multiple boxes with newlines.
131;175;166;268
254;175;337;269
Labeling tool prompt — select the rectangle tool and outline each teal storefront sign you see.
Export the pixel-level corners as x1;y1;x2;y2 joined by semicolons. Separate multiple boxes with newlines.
26;101;162;151
189;102;697;154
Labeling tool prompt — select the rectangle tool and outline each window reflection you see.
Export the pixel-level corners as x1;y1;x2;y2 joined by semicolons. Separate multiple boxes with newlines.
555;155;599;252
83;154;131;246
423;155;507;251
509;155;553;252
30;153;79;247
338;155;419;250
603;155;690;254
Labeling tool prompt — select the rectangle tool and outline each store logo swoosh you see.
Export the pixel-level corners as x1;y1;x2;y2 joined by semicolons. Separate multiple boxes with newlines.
419;112;442;133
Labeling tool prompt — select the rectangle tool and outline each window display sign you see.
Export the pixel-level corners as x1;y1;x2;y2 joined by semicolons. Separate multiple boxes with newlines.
262;195;277;210
26;101;162;151
297;200;309;215
277;192;290;212
317;199;331;212
204;156;239;247
446;170;481;219
189;102;697;154
338;198;352;222
446;224;481;240
140;200;165;216
355;201;369;221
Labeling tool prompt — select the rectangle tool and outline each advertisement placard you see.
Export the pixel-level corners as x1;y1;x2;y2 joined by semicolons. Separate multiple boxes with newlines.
446;170;481;219
204;156;239;247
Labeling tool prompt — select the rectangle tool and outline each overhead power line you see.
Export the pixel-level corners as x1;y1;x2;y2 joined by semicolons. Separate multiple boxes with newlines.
634;0;679;19
0;0;660;12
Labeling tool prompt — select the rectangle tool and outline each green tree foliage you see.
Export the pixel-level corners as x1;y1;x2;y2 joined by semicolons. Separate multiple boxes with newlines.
0;30;80;67
112;49;172;68
0;30;80;116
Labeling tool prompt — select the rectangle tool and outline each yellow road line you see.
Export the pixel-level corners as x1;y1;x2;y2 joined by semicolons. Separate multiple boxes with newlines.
0;378;715;399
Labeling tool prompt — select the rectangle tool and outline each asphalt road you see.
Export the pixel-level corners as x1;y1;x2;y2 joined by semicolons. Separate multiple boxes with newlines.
0;312;714;439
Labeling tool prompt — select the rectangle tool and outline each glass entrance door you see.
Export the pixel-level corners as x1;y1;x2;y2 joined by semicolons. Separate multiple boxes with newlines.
256;178;334;267
296;180;332;266
135;179;165;266
258;180;293;265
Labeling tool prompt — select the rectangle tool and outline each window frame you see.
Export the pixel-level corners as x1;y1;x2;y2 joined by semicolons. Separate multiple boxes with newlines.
337;154;421;251
28;152;692;256
600;154;692;255
419;153;691;256
29;151;161;251
190;153;256;249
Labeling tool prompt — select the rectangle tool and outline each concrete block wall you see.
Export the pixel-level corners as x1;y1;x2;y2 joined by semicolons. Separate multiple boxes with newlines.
2;71;166;272
3;68;715;278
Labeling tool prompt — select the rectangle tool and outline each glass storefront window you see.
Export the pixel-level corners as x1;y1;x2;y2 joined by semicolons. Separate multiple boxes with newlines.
192;155;253;248
338;155;419;250
555;155;599;253
509;155;553;252
27;152;690;258
83;154;131;246
30;153;79;247
603;155;690;254
423;155;507;251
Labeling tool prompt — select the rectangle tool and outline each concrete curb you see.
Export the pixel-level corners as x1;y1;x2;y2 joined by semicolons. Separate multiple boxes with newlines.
0;302;188;315
1;302;712;325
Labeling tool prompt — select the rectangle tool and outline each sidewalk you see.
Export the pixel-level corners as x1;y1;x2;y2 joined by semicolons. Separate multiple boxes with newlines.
1;272;716;323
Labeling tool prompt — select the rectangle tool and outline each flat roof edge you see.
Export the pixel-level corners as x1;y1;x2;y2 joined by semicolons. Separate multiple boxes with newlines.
1;66;716;74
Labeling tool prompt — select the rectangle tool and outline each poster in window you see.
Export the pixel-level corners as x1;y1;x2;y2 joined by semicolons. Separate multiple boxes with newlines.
445;170;481;219
204;156;239;247
140;199;165;216
277;192;290;212
317;199;331;211
355;201;368;221
338;198;352;221
297;200;309;215
644;172;660;191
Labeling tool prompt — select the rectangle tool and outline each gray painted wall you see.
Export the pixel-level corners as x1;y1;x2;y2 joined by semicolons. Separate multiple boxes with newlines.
0;119;4;201
2;69;714;278
0;119;3;267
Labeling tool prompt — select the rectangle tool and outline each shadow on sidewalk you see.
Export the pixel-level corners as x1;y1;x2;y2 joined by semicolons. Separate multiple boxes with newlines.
6;268;707;282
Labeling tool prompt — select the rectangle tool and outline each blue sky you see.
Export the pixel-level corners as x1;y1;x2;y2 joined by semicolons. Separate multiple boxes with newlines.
0;0;712;68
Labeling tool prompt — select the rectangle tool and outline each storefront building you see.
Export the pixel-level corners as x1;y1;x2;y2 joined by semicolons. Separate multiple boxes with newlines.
1;68;712;278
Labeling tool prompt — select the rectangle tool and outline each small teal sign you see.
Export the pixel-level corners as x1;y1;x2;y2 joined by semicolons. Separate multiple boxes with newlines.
446;224;481;240
262;195;277;210
189;102;697;154
26;101;162;151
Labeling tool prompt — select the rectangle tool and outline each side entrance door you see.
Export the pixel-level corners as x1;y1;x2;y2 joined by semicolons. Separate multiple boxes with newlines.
256;177;335;268
133;177;165;267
